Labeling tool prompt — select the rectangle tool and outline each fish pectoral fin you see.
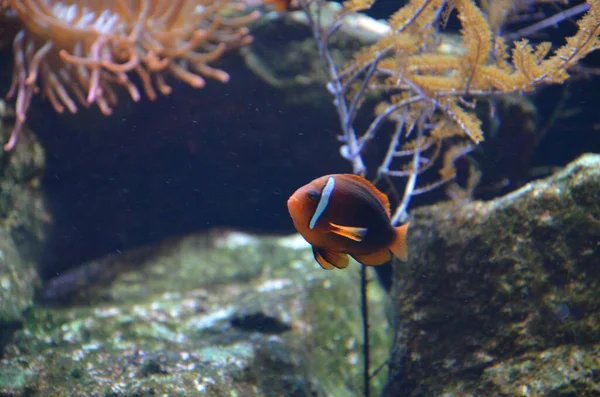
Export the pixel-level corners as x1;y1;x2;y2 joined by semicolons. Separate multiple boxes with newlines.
328;222;368;242
313;247;349;270
351;250;392;266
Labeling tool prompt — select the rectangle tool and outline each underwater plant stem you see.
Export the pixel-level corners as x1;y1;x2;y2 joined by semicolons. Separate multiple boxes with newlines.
504;3;590;41
299;0;367;176
391;122;424;225
360;265;371;397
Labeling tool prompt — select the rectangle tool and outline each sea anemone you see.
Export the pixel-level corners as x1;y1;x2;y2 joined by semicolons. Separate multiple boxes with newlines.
3;0;259;150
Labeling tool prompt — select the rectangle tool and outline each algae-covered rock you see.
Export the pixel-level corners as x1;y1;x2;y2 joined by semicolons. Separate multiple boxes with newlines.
384;154;600;396
1;231;392;396
0;229;37;325
0;100;47;327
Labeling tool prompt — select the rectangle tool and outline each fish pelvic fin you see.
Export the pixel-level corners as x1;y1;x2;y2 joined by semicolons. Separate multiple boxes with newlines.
313;247;349;270
351;249;392;266
389;222;409;261
329;222;368;242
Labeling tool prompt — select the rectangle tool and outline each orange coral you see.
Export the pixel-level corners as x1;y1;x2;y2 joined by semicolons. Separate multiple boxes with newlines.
3;0;259;150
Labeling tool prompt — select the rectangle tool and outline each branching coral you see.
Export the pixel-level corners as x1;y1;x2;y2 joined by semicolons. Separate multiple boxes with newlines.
299;0;600;223
2;0;259;150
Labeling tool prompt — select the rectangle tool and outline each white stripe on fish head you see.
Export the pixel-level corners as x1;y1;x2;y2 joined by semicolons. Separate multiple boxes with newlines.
309;176;335;229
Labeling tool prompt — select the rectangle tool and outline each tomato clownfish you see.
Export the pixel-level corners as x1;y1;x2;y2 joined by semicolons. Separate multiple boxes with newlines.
287;174;409;270
264;0;292;12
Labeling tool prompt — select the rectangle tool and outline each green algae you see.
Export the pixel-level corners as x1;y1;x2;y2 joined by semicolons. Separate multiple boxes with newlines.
1;232;392;396
0;364;32;389
384;154;600;396
482;344;600;396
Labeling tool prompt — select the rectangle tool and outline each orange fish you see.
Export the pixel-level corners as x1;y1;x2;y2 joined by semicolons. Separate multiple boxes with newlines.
264;0;292;12
287;174;409;270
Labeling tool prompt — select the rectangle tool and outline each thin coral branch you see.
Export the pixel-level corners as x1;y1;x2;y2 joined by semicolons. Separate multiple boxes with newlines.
345;52;383;134
377;118;405;180
504;2;590;41
356;96;422;150
299;0;367;175
391;121;423;225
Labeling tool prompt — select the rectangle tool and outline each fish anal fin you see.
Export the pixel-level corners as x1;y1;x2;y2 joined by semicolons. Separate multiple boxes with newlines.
313;247;349;269
352;249;392;266
389;222;409;261
329;222;367;242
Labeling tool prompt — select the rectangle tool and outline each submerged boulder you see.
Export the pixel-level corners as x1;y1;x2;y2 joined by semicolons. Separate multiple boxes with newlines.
385;154;600;396
0;230;391;396
0;100;47;332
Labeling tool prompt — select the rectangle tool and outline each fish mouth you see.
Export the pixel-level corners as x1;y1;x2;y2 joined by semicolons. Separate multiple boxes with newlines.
288;196;300;211
287;196;300;209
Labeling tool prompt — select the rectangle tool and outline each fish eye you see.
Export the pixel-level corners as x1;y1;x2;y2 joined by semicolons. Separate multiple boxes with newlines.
307;190;319;201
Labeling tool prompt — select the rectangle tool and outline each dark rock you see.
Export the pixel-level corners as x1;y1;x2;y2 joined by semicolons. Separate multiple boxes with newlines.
0;100;48;327
385;154;600;396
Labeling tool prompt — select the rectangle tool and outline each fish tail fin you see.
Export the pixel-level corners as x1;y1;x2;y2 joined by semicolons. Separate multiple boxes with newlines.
389;222;409;261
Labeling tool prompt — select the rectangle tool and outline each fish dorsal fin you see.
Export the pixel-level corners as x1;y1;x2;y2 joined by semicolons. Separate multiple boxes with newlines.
351;249;392;266
313;247;349;269
329;222;368;242
338;174;391;218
